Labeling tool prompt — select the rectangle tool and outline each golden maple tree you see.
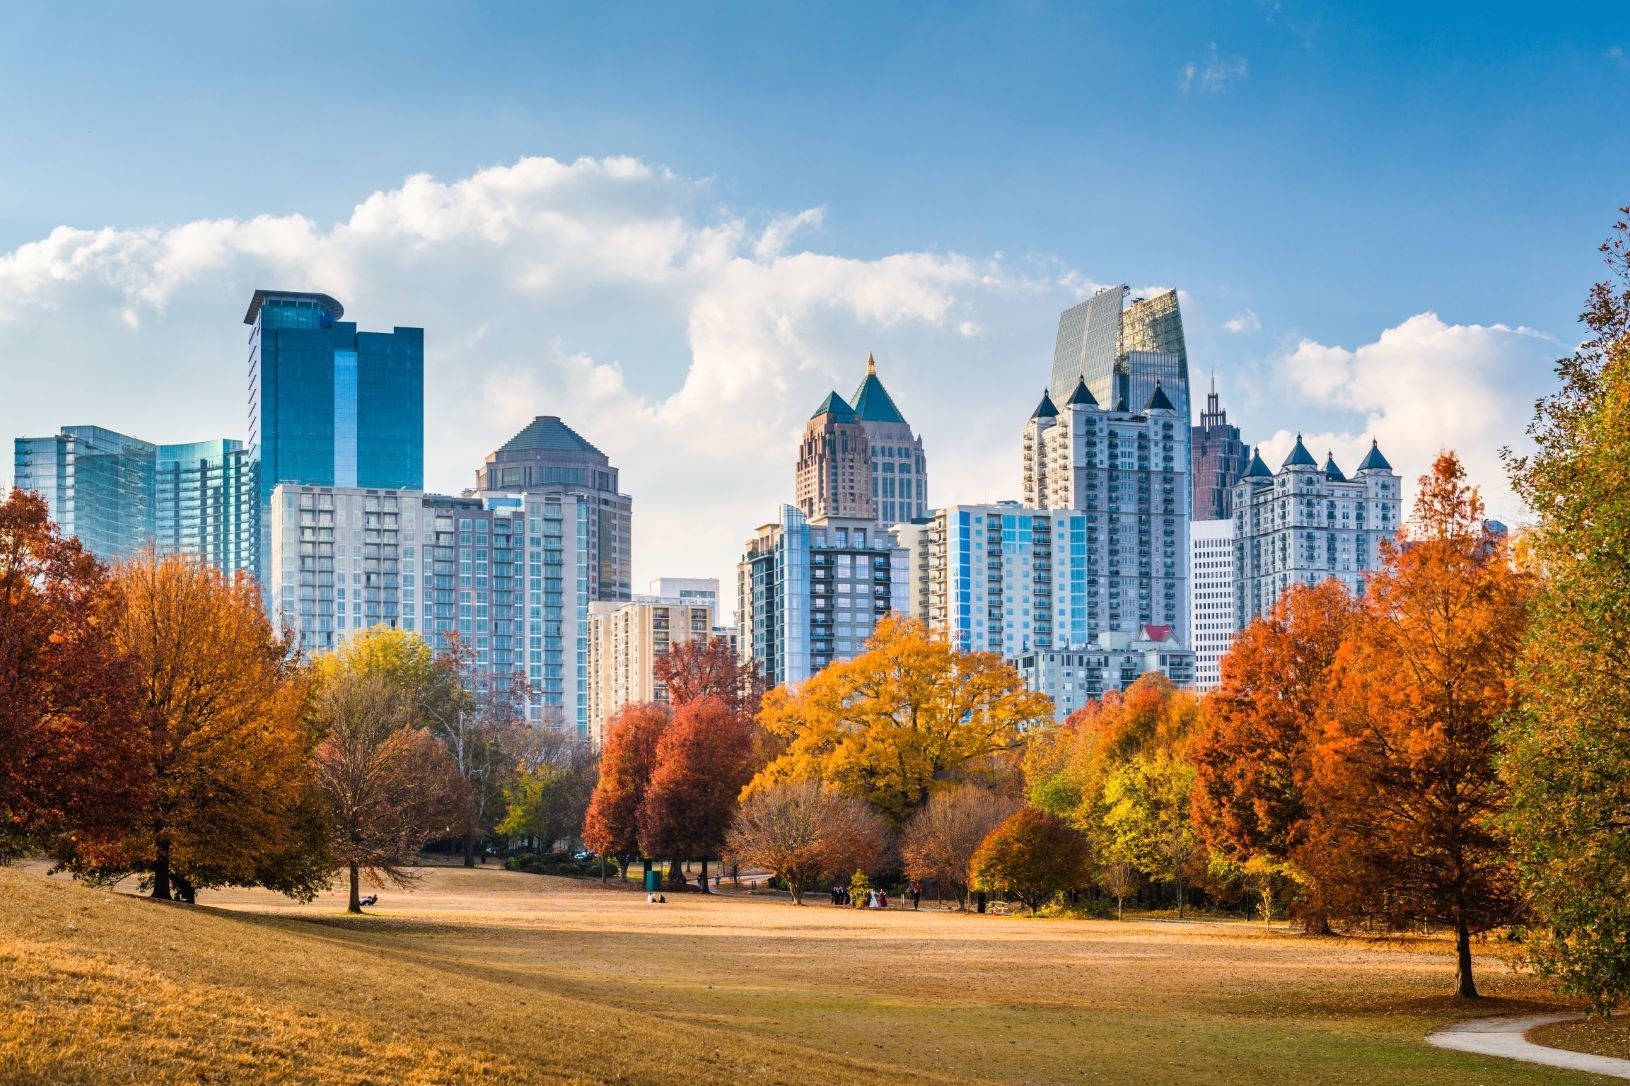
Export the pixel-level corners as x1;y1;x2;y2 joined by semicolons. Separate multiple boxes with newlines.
748;616;1052;825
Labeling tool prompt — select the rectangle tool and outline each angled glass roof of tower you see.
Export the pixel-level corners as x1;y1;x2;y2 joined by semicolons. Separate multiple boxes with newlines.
1049;285;1126;405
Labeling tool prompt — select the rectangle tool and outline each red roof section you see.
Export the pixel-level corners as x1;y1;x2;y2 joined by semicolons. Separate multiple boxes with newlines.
1141;624;1174;643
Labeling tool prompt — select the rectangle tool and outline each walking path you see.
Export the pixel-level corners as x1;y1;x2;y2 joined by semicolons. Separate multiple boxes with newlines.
1428;1013;1630;1080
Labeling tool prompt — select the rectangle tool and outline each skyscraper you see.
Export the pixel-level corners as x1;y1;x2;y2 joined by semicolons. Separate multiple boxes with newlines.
14;426;253;574
1189;518;1236;693
1048;286;1190;430
1019;379;1189;646
737;506;908;687
1233;437;1401;626
795;355;928;529
267;483;593;737
795;391;876;523
246;290;423;591
474;416;633;601
587;591;716;744
1191;380;1250;520
850;355;928;527
14;426;156;562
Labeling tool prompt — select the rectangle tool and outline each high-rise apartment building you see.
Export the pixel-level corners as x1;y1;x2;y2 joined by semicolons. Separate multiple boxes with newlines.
14;426;156;562
795;356;927;528
475;416;632;601
737;506;908;687
1191;381;1250;520
1232;438;1401;626
1189;518;1236;693
267;483;591;737
14;427;254;574
587;593;716;744
246;290;423;583
1019;378;1189;646
1048;286;1190;431
1016;630;1195;721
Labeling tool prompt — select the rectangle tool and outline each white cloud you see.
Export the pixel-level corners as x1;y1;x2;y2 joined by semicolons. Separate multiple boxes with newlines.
1271;313;1559;521
1180;44;1249;94
1610;45;1629;71
0;156;1074;600
1223;309;1260;334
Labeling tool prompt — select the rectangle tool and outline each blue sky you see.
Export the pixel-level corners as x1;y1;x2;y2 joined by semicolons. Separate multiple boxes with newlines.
2;1;1627;587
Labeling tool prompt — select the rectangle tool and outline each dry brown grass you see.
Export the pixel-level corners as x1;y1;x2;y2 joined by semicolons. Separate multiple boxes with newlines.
1;864;1616;1084
1532;1016;1630;1061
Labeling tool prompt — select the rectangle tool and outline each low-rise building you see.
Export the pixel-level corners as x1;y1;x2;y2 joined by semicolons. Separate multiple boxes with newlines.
1016;627;1195;721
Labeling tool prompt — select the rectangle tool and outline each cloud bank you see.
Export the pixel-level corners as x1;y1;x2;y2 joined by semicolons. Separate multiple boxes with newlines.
0;155;1559;601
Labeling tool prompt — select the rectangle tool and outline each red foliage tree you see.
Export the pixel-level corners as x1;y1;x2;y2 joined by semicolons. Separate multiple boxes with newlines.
0;489;145;861
636;695;757;891
1190;579;1358;931
1309;452;1531;997
653;635;767;722
581;703;670;868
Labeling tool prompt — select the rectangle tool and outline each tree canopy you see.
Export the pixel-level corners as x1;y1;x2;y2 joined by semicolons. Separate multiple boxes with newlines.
750;616;1052;824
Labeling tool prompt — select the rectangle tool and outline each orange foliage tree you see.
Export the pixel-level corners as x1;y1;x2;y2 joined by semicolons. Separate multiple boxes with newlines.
1309;452;1531;997
0;490;145;862
581;702;670;869
1190;580;1358;932
653;635;767;722
969;807;1092;914
637;695;758;891
81;553;326;902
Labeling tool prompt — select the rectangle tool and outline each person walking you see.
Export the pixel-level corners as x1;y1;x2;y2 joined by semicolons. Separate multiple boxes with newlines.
911;882;922;910
878;889;888;909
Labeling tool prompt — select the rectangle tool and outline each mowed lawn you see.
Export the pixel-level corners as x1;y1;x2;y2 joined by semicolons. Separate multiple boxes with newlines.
1;864;1615;1086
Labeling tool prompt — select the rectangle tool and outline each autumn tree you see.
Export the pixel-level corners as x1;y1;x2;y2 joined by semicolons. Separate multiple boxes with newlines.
312;672;463;911
1310;452;1531;998
500;730;599;854
79;553;325;902
724;780;890;904
1190;580;1358;932
900;784;1017;908
750;616;1052;825
0;490;145;862
654;635;767;721
1024;675;1198;833
637;695;757;891
1100;862;1142;921
1102;752;1201;918
968;807;1091;915
423;633;529;867
1503;209;1630;1011
582;703;670;873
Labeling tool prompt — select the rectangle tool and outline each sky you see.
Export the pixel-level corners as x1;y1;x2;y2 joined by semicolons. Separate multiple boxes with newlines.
2;1;1627;595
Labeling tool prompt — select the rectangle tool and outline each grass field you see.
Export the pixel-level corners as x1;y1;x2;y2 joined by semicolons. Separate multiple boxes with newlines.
1;863;1617;1085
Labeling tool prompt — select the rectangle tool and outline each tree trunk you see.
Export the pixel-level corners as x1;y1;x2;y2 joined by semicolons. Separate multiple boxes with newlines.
600;854;607;884
462;823;477;868
666;858;681;887
699;857;710;893
348;864;362;913
1454;918;1479;998
1117;896;1124;921
151;841;173;901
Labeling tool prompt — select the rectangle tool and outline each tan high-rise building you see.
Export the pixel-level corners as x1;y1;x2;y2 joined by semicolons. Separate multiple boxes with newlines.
587;593;716;744
795;355;928;527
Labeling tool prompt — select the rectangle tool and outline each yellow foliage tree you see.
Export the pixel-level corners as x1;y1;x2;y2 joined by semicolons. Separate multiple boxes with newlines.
748;616;1053;824
89;553;325;901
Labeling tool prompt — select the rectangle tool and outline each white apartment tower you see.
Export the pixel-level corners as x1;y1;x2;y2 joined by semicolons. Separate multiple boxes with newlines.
588;593;716;744
1019;378;1189;646
1189;518;1236;693
1232;437;1402;626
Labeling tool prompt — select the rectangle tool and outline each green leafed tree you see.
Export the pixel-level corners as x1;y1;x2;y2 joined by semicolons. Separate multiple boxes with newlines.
1503;209;1630;1011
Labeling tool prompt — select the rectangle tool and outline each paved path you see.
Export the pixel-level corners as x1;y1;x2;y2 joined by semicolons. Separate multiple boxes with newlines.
1429;1013;1630;1080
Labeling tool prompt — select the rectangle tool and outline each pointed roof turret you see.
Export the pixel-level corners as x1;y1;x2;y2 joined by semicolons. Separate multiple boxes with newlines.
1324;452;1347;482
1282;433;1318;469
1244;446;1272;479
1114;390;1130;412
849;354;908;425
810;390;857;422
1030;389;1059;420
1143;382;1176;413
1066;377;1098;408
1356;438;1393;472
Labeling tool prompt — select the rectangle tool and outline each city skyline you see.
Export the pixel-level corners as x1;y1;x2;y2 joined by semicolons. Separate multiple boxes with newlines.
4;4;1627;596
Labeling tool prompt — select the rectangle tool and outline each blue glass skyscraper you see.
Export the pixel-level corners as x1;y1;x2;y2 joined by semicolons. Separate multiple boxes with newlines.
244;290;424;582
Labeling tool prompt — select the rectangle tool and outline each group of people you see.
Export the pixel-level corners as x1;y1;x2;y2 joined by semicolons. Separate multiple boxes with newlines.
828;882;926;909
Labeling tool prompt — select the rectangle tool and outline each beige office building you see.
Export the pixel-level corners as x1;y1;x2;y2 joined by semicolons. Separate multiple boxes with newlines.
587;592;716;744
